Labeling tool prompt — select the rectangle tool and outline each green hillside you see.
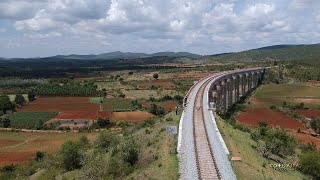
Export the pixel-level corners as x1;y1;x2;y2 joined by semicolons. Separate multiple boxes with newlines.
201;44;320;63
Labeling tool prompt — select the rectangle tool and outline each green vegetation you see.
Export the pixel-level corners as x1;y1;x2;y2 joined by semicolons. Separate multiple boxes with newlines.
216;116;306;180
299;150;320;179
0;111;180;179
201;44;320;63
89;97;104;104
36;80;101;96
0;95;15;113
8;112;57;129
14;94;26;106
103;98;133;111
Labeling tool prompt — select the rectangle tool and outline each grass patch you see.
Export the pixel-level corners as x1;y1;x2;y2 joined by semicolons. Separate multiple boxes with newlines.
103;98;133;111
255;84;320;98
89;97;103;104
216;116;306;180
9;112;57;129
122;90;180;99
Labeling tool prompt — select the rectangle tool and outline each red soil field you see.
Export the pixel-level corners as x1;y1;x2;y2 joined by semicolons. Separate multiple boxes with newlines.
0;140;20;148
171;72;214;79
0;152;34;167
295;109;320;119
112;111;153;123
235;108;307;131
0;133;97;167
18;97;99;112
289;132;320;148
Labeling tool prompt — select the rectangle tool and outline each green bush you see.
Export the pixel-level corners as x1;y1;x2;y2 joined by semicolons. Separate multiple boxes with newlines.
95;132;119;151
264;128;297;157
60;141;83;171
121;139;140;166
299;151;320;179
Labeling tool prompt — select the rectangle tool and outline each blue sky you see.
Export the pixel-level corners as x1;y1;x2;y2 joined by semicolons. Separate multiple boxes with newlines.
0;0;319;58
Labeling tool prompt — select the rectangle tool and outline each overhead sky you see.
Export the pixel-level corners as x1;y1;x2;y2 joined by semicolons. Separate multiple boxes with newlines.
0;0;319;58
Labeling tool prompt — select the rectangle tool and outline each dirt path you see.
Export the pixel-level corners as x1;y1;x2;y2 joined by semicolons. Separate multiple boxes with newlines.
0;136;40;150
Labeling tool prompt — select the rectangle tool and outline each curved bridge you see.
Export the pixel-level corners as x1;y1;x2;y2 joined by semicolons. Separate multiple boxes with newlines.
178;67;266;180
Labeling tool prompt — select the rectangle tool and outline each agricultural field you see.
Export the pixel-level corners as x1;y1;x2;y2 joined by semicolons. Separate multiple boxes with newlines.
0;131;97;167
141;101;179;112
112;111;153;123
9;112;57;129
252;84;320;108
102;98;133;111
18;97;100;112
135;79;177;90
235;108;307;131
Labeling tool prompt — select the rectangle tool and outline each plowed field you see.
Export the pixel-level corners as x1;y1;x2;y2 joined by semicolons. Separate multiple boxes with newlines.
235;108;307;131
55;111;111;120
18;97;99;112
112;111;153;123
294;109;320;119
289;132;320;148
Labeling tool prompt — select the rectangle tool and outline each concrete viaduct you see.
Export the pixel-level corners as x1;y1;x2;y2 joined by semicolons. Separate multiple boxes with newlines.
179;67;266;179
208;68;266;113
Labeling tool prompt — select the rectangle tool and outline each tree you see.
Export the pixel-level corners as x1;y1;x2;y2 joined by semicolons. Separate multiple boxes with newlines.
299;151;320;179
310;117;320;134
264;128;297;157
34;119;44;130
97;118;110;128
14;94;26;106
95;132;118;150
149;104;165;116
153;73;159;80
121;139;140;166
60;141;82;170
0;96;15;113
35;151;45;162
27;91;36;101
2;117;10;128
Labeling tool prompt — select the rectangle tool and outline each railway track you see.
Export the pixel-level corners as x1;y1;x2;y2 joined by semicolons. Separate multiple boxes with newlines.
193;76;221;180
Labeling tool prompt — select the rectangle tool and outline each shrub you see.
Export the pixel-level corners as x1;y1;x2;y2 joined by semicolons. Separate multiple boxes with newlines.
97;118;110;128
299;150;320;179
258;121;268;128
1;164;15;172
14;94;26;106
310;117;320;134
1;117;10;128
270;105;276;109
35;151;45;162
121;139;140;166
153;73;159;80
264;128;297;157
149;104;165;116
60;141;83;171
95;132;118;151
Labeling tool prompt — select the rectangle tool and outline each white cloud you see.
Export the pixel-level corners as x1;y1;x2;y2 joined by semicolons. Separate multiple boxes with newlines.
0;0;319;57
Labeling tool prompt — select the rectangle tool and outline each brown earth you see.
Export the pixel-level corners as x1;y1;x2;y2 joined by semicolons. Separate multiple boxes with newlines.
293;98;320;105
289;132;320;148
0;133;97;167
137;80;177;90
235;108;307;131
112;111;153;123
18;97;99;112
0;140;21;148
294;109;320;119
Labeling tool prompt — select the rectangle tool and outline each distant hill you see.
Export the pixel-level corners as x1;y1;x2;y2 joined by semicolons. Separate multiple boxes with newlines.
51;51;201;60
202;43;320;62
